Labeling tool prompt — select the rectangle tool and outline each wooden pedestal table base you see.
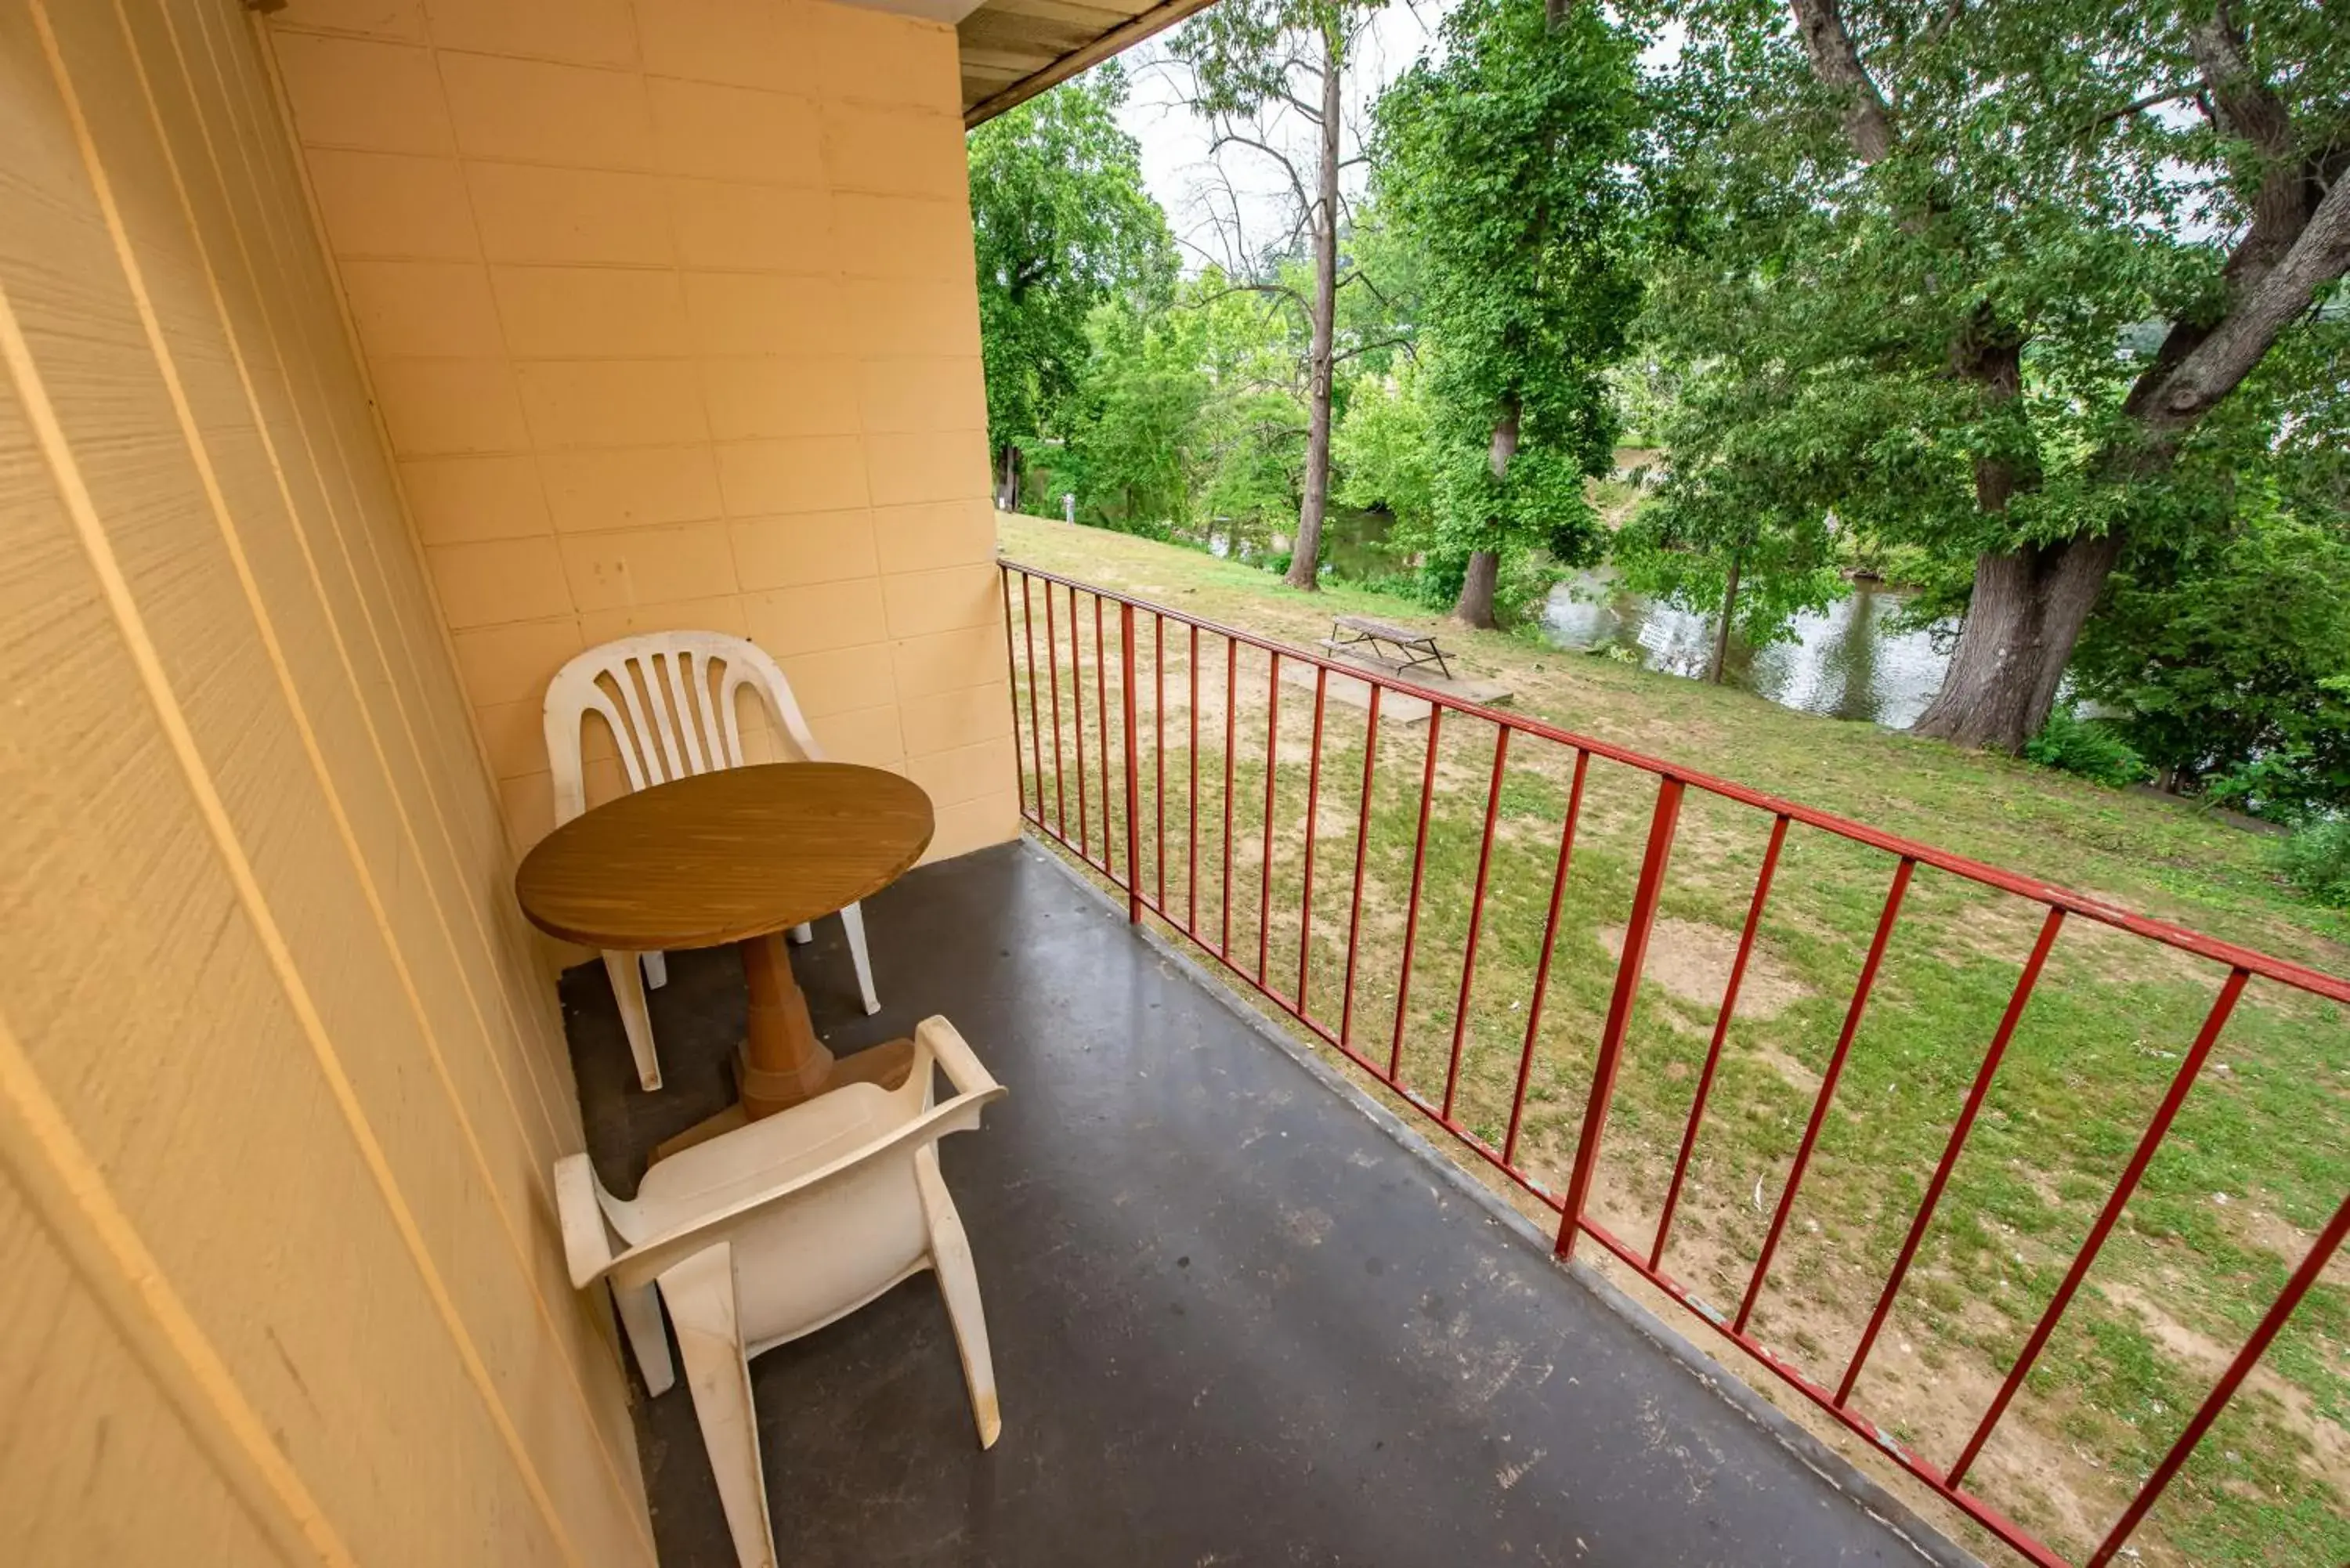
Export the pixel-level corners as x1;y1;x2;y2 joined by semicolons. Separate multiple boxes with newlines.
651;932;917;1158
513;761;935;1154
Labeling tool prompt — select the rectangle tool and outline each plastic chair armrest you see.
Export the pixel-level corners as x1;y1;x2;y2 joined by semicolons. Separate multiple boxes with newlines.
554;1153;616;1288
914;1016;1001;1101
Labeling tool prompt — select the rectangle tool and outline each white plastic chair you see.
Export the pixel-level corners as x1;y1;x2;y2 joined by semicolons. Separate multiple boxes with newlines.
544;630;881;1091
556;1016;1005;1568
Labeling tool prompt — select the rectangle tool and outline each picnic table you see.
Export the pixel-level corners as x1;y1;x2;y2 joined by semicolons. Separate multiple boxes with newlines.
1322;614;1455;681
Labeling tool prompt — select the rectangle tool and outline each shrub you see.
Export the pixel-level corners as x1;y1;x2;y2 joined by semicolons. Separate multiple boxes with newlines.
2024;709;2153;789
2276;819;2350;909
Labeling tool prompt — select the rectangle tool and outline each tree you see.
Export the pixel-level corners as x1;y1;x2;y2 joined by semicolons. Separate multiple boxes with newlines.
1372;0;1647;627
1633;0;2350;751
1332;360;1436;535
967;68;1174;510
2069;340;2350;818
1168;0;1388;591
1058;300;1209;533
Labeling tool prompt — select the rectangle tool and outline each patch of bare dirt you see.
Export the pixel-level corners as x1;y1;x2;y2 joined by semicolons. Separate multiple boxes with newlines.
2102;1281;2350;1493
1596;918;1810;1021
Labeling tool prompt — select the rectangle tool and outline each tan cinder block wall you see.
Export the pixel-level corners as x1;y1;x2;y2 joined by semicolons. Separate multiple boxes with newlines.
0;2;651;1564
264;0;1021;865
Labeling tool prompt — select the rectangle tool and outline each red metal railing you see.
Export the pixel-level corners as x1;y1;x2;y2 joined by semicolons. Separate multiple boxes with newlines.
996;559;2350;1568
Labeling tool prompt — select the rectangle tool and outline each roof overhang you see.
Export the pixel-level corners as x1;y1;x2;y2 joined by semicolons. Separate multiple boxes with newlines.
957;0;1222;126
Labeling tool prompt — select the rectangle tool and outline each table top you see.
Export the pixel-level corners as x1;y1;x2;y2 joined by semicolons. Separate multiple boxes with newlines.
515;762;935;950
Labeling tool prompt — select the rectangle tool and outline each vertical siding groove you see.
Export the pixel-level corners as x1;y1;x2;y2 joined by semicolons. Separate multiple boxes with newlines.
0;1006;357;1568
235;2;590;1097
13;8;594;1562
129;0;567;1207
103;7;662;1548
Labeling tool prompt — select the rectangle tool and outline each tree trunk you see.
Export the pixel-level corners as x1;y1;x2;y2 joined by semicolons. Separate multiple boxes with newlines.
1909;533;2123;752
1453;398;1520;630
1712;552;1741;684
1454;552;1499;630
995;443;1021;512
1284;23;1345;593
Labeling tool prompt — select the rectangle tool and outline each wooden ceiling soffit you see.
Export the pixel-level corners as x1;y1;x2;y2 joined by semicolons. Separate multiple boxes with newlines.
960;0;1223;126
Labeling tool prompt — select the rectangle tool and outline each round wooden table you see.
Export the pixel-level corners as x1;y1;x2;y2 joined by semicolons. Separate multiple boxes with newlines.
515;762;935;1129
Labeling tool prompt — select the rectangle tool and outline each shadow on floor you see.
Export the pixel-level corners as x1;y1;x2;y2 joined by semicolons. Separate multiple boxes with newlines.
561;839;1961;1567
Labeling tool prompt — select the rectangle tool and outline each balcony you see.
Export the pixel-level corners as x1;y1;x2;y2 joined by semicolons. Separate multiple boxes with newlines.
566;838;1965;1566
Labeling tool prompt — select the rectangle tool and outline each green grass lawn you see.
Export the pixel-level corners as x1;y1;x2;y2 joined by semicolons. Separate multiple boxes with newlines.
998;512;2350;1568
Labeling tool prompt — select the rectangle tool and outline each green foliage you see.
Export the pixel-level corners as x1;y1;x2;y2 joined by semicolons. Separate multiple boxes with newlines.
1372;0;1647;601
2023;709;2153;790
2070;435;2350;819
1166;0;1383;115
1190;272;1315;533
967;70;1174;475
1409;544;1564;627
1332;366;1434;531
1057;300;1207;533
1625;0;2350;736
2276;819;2350;909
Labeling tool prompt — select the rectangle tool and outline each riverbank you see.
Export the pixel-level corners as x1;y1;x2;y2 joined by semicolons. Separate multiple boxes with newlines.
1002;512;2346;962
998;511;2350;1568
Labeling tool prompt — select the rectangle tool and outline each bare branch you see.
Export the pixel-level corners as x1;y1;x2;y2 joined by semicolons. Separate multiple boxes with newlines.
1206;127;1314;217
1332;334;1415;366
1180;281;1312;316
2084;85;2199;131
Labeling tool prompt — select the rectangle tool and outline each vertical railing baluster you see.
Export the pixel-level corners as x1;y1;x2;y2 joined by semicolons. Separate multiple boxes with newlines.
1296;665;1329;1013
1220;637;1238;957
1019;573;1043;823
1155;613;1166;913
2085;1187;2350;1567
1000;568;1026;817
1068;586;1088;859
1339;684;1382;1055
1257;654;1280;985
1734;857;1915;1331
1558;776;1684;1259
1188;623;1199;934
1044;583;1065;838
1651;813;1789;1269
1094;593;1112;873
1504;749;1589;1170
1389;707;1445;1082
1836;904;2064;1406
1119;603;1142;920
1441;726;1513;1124
1948;967;2251;1487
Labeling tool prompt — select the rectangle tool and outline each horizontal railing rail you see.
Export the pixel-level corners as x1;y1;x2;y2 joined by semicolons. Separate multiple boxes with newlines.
996;558;2350;1568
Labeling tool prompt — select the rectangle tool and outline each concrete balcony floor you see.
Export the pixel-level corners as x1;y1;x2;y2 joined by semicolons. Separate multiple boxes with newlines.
564;839;1965;1567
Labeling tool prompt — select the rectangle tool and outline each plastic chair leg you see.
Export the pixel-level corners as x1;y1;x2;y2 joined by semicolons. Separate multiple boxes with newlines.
916;1147;1000;1447
642;950;668;989
840;902;880;1016
603;949;663;1091
662;1244;776;1568
612;1279;674;1396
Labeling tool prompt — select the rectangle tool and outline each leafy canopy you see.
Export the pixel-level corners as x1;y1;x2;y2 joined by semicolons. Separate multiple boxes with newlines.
1372;0;1648;580
1627;0;2350;566
967;68;1175;461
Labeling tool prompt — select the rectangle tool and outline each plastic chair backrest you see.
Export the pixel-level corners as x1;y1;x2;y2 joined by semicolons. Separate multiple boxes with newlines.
543;630;821;825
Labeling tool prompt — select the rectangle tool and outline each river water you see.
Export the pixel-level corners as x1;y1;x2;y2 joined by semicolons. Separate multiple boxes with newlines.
1542;568;1954;729
1203;509;1956;728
